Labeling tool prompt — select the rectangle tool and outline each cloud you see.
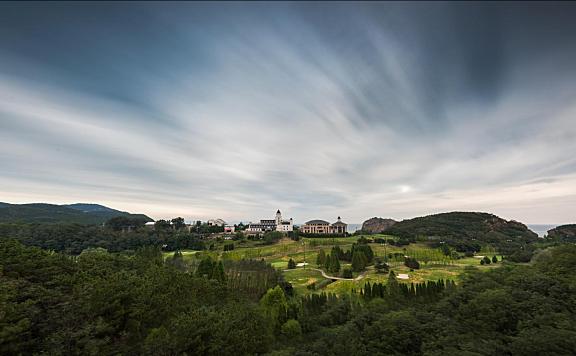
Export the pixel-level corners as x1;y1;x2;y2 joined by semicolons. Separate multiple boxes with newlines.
1;2;576;224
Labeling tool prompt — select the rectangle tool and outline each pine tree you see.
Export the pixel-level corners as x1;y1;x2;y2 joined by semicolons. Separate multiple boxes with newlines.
196;256;215;278
212;261;226;282
324;253;331;271
352;251;367;272
363;282;372;300
316;249;326;267
288;258;296;269
492;255;498;263
330;254;340;273
387;270;399;297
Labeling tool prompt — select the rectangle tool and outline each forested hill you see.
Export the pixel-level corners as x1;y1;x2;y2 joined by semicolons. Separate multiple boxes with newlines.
0;202;152;224
385;212;538;242
547;224;576;240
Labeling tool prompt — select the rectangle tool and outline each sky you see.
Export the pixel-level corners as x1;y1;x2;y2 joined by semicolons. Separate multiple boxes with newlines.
1;2;576;224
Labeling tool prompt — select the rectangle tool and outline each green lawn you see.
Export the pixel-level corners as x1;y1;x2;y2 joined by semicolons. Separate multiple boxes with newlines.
282;268;327;295
174;237;507;296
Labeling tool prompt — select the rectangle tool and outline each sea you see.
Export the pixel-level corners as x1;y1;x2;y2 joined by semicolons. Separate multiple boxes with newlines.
347;223;362;232
527;224;558;237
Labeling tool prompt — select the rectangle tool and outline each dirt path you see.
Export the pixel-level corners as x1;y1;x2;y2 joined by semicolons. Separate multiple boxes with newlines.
284;267;367;281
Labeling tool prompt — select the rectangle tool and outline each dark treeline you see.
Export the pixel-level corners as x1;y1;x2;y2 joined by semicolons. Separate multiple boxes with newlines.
355;274;456;302
0;223;208;254
2;238;576;355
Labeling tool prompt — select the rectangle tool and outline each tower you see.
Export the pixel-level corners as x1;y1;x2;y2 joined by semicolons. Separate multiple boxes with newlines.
275;209;282;226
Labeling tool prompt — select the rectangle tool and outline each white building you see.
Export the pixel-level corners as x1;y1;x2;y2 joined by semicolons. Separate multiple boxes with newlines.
246;210;293;235
207;218;226;227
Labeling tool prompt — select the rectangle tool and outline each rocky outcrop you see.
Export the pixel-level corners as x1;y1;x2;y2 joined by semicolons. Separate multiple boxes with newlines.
361;217;397;234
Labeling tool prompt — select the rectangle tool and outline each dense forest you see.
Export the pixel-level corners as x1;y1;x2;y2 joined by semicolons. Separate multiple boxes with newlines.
1;238;575;355
0;222;218;254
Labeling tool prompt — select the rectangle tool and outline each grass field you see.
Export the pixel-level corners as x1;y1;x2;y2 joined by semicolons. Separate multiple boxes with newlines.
174;235;506;296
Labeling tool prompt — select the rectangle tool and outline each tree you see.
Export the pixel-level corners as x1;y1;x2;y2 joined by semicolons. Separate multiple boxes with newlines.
316;249;326;267
482;256;491;265
196;256;215;278
212;261;226;282
154;219;171;231
263;231;283;245
492;255;498;263
342;268;353;278
387;270;400;297
324;253;331;271
171;217;186;230
281;319;302;338
259;286;288;332
404;257;420;270
480;259;485;265
329;253;340;273
287;258;296;269
166;250;186;271
352;251;367;272
106;216;146;231
374;259;389;273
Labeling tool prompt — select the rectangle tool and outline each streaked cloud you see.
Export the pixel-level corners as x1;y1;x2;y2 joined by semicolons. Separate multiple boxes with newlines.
1;2;575;224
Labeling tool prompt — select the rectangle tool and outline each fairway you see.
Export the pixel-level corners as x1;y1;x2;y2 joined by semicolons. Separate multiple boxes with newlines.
174;234;507;296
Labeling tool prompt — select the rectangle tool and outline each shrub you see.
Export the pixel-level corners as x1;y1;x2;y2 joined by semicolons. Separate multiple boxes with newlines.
404;257;420;270
287;258;296;269
281;319;302;338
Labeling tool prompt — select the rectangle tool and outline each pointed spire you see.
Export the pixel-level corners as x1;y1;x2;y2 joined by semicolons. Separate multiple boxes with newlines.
277;209;281;214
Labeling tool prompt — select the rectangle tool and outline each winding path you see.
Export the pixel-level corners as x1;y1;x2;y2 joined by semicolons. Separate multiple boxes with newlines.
284;267;367;281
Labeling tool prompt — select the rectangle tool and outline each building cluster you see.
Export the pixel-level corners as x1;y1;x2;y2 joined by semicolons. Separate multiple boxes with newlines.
146;209;348;237
300;216;347;235
244;210;348;236
245;210;294;235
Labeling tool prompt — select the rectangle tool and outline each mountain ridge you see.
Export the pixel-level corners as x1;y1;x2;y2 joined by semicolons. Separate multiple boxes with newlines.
0;202;152;225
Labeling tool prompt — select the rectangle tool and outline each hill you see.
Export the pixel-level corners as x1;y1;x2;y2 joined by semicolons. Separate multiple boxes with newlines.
385;212;538;250
361;217;397;233
0;202;152;225
547;224;576;240
65;203;120;213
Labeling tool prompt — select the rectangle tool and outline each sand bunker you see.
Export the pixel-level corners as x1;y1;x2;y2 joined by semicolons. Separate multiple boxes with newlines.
296;262;309;267
397;274;409;280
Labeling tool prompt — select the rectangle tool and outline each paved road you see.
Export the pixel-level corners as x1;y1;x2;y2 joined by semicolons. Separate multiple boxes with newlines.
284;267;366;281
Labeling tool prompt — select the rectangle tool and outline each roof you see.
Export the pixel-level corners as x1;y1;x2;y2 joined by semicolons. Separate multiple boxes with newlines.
277;209;281;214
305;219;330;225
332;221;347;226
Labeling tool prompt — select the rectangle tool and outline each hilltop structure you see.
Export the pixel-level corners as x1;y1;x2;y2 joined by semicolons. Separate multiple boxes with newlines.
245;210;293;235
301;216;347;235
207;218;226;226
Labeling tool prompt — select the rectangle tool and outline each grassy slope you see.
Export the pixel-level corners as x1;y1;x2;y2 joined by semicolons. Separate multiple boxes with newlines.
178;235;507;297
